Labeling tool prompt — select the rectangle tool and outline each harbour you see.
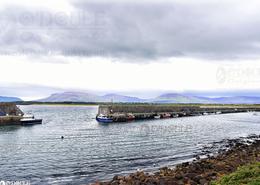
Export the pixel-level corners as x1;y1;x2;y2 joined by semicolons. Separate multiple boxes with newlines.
1;0;260;183
0;105;260;184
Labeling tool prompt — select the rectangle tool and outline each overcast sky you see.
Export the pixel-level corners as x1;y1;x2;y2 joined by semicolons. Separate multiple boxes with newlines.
1;0;260;100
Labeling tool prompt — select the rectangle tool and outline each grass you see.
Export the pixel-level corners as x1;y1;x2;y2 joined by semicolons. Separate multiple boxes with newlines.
211;162;260;185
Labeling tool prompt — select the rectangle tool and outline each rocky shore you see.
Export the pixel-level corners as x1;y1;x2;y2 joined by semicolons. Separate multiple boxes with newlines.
95;135;260;185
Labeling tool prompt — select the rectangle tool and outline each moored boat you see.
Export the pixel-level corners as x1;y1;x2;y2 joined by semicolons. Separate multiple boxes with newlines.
172;114;179;118
20;114;42;126
20;118;42;126
96;114;113;123
161;113;171;118
154;115;161;119
23;114;34;119
127;113;135;121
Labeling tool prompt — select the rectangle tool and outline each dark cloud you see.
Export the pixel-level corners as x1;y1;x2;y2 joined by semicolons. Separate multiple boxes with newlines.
1;1;260;60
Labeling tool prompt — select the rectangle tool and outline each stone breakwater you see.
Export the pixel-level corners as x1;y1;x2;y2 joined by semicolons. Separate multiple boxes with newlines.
95;135;260;185
0;116;23;125
97;104;260;122
0;103;24;125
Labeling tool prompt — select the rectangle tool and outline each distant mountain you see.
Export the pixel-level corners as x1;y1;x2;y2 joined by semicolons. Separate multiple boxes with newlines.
212;96;260;104
38;92;101;102
37;92;143;103
151;93;260;104
36;91;260;104
150;93;215;104
101;94;144;103
0;96;22;102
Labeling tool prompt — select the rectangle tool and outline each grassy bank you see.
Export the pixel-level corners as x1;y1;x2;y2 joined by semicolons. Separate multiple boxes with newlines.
212;162;260;185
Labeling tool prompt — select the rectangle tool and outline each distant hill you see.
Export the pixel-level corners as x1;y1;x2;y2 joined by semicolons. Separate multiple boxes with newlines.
101;94;144;103
37;92;143;103
36;91;260;104
151;93;260;104
37;92;102;102
212;96;260;104
0;96;22;102
150;93;215;104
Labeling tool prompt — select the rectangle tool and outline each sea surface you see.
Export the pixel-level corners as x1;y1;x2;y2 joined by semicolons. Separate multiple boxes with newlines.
0;105;260;184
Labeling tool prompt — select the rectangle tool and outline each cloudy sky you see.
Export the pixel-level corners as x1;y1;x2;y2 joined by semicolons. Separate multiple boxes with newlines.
1;0;260;100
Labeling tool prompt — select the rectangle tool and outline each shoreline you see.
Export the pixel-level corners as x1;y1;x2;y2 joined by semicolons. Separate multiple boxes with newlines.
96;135;260;185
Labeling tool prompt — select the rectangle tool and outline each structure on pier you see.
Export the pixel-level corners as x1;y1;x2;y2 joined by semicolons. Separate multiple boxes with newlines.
0;103;24;125
0;103;23;116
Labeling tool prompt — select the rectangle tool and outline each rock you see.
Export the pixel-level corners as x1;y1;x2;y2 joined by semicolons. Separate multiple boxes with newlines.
185;173;197;179
113;175;120;181
110;181;119;185
175;172;183;180
199;178;208;185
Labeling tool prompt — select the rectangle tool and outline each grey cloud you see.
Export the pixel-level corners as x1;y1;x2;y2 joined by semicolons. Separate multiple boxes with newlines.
1;1;260;60
0;83;64;99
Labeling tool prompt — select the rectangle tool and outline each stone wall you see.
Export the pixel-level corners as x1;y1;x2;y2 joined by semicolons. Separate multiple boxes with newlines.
0;103;24;116
98;105;201;115
98;104;260;115
0;116;22;125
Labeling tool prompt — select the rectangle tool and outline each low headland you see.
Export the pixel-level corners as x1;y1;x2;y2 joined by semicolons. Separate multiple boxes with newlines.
96;134;260;185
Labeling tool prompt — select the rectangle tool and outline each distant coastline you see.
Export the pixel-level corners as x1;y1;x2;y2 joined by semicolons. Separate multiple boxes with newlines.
16;101;260;107
3;91;260;104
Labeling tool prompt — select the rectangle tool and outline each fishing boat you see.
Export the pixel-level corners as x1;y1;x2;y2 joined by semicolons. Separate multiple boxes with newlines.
96;114;113;123
172;114;179;118
154;115;161;119
22;114;34;119
161;113;171;118
20;114;42;126
127;113;135;121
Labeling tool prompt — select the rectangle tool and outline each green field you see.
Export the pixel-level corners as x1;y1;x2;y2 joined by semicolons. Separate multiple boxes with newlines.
212;162;260;185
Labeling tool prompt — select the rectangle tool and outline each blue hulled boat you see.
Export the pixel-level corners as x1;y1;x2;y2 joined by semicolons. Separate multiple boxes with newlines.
96;114;113;123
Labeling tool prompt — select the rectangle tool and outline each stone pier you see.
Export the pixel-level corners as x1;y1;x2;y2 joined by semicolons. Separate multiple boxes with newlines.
97;104;260;122
0;103;24;125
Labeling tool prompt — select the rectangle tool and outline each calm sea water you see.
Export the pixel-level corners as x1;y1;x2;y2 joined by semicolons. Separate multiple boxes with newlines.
0;105;260;184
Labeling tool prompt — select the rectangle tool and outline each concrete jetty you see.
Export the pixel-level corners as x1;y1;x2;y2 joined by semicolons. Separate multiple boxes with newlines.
0;103;24;125
97;104;260;122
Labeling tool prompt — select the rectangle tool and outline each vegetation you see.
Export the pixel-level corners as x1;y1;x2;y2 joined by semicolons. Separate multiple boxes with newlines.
212;162;260;185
